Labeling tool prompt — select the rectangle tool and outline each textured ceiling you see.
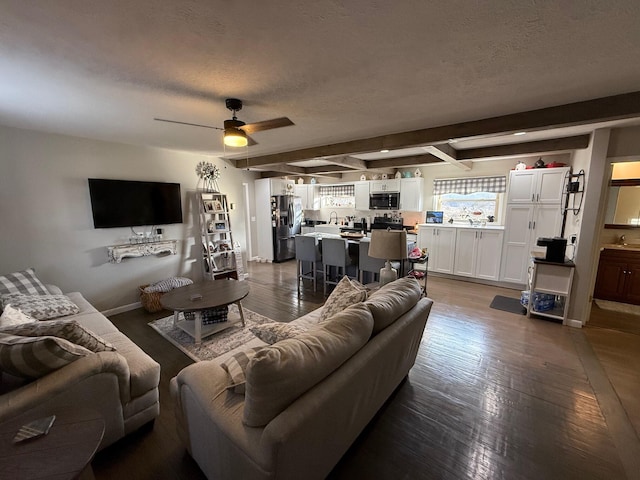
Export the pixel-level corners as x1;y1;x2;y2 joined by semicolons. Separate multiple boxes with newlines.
1;1;640;160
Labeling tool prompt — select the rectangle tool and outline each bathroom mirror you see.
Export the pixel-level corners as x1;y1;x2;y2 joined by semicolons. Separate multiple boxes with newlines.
604;179;640;228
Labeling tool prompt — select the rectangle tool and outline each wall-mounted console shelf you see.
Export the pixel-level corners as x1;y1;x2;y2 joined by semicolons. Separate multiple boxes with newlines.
107;240;177;264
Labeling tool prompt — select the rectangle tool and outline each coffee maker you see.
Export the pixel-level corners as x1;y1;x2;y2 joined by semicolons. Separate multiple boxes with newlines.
536;237;567;263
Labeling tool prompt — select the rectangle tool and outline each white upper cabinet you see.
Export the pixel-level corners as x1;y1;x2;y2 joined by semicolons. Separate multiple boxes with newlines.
354;181;370;210
369;179;400;193
294;184;319;210
400;178;424;211
506;167;569;204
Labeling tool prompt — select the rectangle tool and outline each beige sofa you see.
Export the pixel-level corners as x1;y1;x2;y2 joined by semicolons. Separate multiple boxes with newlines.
171;278;433;480
0;286;161;450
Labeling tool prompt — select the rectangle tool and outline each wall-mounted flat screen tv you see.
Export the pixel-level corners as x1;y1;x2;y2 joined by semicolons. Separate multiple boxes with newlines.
88;178;183;228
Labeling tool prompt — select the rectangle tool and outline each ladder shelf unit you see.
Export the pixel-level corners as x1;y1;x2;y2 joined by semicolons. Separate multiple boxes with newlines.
197;192;238;280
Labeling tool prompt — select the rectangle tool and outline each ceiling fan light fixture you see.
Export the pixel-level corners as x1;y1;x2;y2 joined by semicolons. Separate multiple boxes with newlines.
224;127;248;147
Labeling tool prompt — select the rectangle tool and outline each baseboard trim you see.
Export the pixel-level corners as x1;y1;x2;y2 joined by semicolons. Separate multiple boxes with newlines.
565;318;583;328
102;301;142;317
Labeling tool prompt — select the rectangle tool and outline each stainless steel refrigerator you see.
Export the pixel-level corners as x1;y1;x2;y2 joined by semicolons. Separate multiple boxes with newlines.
271;195;302;262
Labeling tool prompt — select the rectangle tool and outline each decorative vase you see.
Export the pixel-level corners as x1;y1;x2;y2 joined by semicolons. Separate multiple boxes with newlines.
204;178;219;193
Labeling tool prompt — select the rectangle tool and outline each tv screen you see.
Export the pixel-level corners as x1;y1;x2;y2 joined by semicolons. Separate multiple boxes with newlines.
88;178;183;228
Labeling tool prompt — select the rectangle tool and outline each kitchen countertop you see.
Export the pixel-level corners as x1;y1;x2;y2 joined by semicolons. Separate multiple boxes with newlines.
417;223;504;230
601;243;640;252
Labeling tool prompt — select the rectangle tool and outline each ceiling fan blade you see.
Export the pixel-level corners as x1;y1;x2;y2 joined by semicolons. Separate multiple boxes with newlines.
240;117;294;134
247;135;258;146
154;118;222;130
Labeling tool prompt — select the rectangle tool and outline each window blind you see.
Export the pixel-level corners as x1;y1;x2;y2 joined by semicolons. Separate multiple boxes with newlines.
433;176;507;195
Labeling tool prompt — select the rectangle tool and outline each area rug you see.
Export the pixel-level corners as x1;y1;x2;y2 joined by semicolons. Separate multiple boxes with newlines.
594;299;640;316
148;304;274;362
490;295;526;315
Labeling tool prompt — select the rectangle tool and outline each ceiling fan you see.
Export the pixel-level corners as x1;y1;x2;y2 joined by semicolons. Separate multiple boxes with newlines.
154;98;294;147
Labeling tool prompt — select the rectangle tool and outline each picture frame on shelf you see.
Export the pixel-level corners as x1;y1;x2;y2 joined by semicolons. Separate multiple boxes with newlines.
203;200;215;213
212;199;224;212
215;222;226;230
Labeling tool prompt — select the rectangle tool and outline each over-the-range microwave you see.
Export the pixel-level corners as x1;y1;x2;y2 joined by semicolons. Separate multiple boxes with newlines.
369;192;400;210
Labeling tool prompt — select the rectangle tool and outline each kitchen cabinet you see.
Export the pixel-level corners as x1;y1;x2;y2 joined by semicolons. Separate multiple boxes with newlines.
454;228;503;280
500;204;563;284
369;179;400;193
354;181;370;210
594;248;640;305
269;178;295;195
399;178;424;211
418;226;456;274
294;184;319;210
506;167;569;204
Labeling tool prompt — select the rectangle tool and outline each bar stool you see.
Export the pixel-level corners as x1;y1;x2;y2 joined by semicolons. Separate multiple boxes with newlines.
295;235;322;294
322;237;357;296
358;238;386;284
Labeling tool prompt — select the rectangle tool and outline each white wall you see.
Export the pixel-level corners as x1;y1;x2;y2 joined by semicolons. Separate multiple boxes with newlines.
0;125;257;311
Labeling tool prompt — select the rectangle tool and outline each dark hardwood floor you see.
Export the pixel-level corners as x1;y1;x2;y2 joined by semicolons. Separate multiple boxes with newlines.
93;261;640;480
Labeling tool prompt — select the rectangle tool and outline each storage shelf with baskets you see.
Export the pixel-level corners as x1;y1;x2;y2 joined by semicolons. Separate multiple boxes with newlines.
198;192;238;280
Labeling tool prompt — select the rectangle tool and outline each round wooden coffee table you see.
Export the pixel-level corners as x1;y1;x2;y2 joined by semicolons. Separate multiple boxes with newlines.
0;406;104;479
161;279;249;344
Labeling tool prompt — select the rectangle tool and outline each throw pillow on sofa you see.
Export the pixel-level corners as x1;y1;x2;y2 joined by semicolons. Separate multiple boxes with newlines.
365;277;422;335
250;322;308;345
0;332;92;379
0;304;35;327
319;276;367;323
220;346;264;394
143;277;193;293
243;303;374;427
0;319;116;353
0;267;49;298
0;293;80;320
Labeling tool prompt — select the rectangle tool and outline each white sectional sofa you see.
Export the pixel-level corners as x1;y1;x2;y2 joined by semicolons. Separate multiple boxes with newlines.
171;277;433;480
0;274;161;450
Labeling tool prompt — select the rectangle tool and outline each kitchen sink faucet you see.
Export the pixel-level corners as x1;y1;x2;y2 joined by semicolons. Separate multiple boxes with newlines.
329;211;338;224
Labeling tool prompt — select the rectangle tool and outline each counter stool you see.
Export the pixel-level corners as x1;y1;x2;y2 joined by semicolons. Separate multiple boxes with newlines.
358;239;386;284
322;237;357;295
295;235;322;294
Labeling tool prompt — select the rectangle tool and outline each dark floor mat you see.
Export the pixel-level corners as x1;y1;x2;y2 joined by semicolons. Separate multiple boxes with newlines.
490;295;526;315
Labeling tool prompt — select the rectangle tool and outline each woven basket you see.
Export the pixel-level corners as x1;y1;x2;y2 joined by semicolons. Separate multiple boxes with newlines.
139;285;165;313
184;306;229;325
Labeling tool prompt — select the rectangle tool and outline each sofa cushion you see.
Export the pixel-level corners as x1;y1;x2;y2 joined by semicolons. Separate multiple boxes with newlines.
250;322;307;345
0;319;116;353
319;276;367;323
243;303;374;427
0;332;92;379
0;268;49;297
220;346;264;394
365;277;422;335
0;304;35;327
0;294;80;320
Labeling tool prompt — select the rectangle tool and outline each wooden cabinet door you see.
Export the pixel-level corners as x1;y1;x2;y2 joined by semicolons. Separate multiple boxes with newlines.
593;257;627;301
625;259;640;304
